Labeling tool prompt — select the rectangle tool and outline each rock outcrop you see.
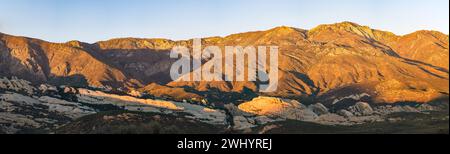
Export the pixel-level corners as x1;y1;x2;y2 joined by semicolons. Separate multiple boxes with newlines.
238;96;317;121
0;77;448;133
348;102;374;116
0;92;96;133
308;103;329;115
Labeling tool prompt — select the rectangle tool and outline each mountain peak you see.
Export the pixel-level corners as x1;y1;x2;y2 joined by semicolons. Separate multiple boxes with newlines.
308;21;399;43
270;26;295;31
65;40;87;48
329;21;363;28
310;21;375;36
95;38;175;50
406;30;449;39
268;26;307;36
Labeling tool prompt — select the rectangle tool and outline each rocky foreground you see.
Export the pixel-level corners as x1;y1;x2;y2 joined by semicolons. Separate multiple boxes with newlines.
1;77;448;134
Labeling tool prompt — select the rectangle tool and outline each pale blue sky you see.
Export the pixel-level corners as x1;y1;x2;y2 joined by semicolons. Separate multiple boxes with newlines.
0;0;448;43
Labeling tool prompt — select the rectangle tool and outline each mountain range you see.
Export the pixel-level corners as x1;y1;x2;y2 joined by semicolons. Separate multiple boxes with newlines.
1;21;448;105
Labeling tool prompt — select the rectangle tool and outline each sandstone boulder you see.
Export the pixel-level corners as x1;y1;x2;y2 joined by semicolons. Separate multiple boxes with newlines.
337;109;354;118
238;96;317;121
348;102;374;116
0;77;35;95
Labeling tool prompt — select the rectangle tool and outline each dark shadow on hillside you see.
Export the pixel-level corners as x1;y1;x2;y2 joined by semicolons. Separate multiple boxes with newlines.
48;74;89;88
54;42;173;86
290;71;320;96
85;44;175;85
315;84;374;111
183;86;258;106
0;38;51;84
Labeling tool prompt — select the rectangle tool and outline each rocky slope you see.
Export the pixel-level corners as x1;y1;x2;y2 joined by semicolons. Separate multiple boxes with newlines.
0;21;449;112
168;22;449;104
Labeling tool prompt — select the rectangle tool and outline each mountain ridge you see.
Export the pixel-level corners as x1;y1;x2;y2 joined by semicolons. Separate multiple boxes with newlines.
1;21;448;104
3;21;448;45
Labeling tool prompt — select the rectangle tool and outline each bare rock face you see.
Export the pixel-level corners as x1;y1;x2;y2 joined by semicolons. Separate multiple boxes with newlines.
232;116;255;130
76;88;227;126
253;116;275;125
315;114;349;125
62;86;77;94
224;103;277;129
238;96;317;121
0;22;449;133
224;103;251;117
308;103;329;115
0;36;48;82
0;92;96;133
374;105;423;115
417;104;436;111
138;83;202;101
0;77;35;95
166;22;448;104
348;102;374;116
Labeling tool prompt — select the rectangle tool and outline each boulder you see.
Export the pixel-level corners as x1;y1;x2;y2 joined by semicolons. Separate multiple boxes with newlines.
0;77;35;95
418;103;435;111
253;116;275;125
308;103;329;115
39;84;58;94
337;109;354;118
63;86;77;94
238;96;315;121
224;103;251;116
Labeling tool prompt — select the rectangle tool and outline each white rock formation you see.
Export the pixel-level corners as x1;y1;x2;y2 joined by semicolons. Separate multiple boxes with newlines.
238;96;318;121
308;103;329;115
0;77;35;95
0;92;96;133
76;88;227;125
348;102;374;116
332;93;370;105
